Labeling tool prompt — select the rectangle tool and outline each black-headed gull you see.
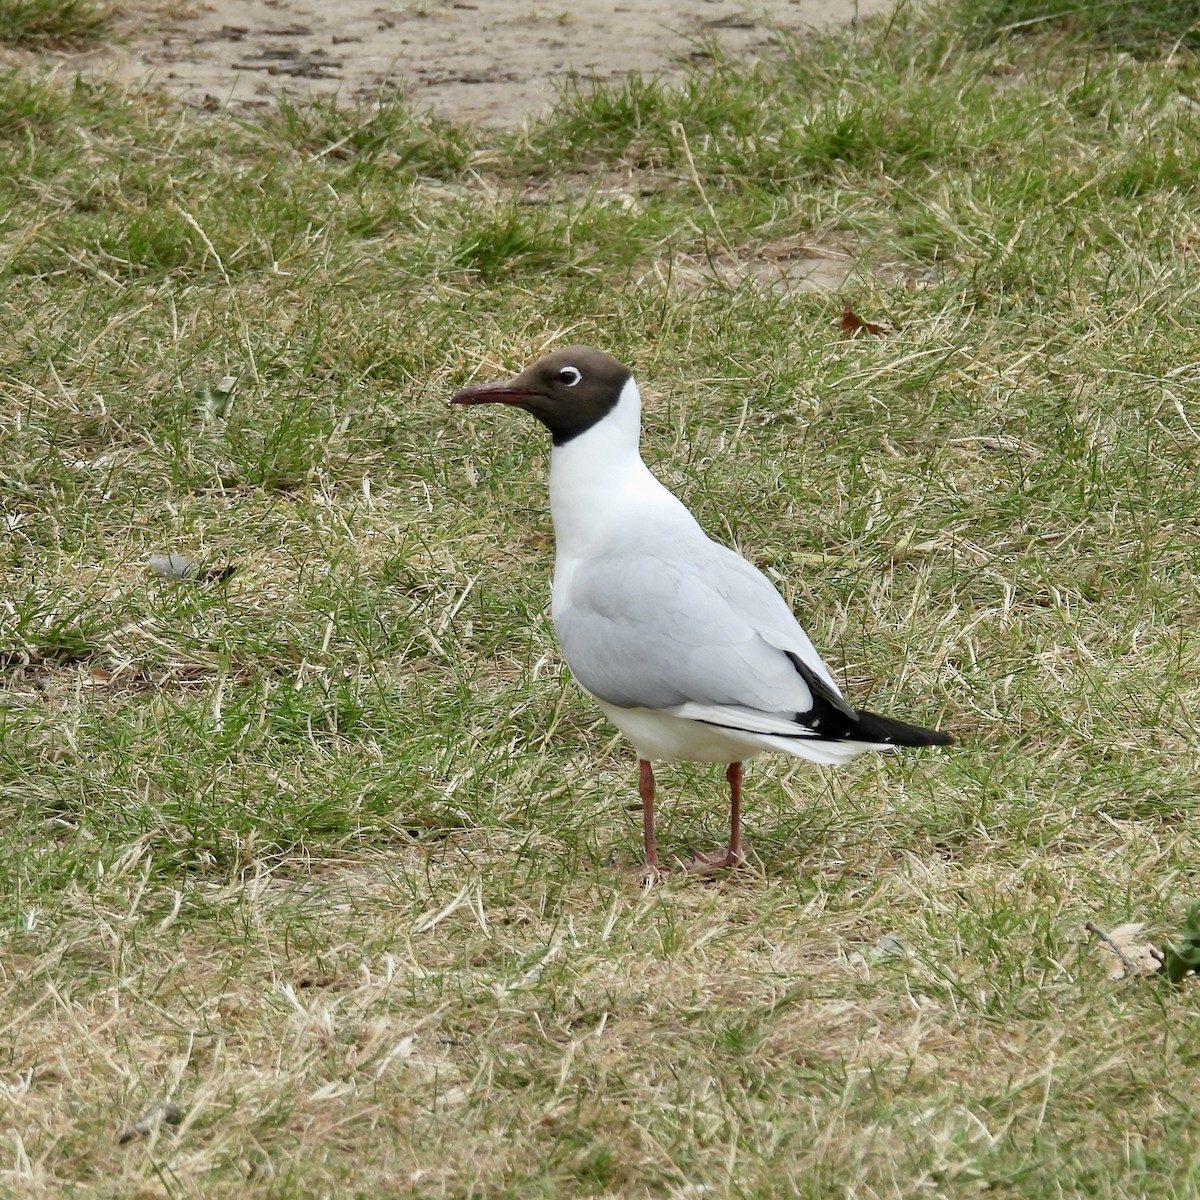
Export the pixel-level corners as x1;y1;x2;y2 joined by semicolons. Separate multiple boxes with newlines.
452;346;952;873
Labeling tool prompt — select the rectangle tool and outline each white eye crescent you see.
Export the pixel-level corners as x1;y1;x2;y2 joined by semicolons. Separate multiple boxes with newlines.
557;366;582;387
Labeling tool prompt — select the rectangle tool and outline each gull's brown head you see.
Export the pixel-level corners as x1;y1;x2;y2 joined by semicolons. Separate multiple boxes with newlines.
451;345;633;446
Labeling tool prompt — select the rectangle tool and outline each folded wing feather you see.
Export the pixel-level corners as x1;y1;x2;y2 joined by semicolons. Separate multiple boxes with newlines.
553;535;842;725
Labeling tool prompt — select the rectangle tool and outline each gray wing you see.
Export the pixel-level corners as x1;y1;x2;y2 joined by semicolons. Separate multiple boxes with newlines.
554;532;845;717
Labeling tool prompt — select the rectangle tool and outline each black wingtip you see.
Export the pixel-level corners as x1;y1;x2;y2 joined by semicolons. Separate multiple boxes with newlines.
852;709;954;747
785;651;953;748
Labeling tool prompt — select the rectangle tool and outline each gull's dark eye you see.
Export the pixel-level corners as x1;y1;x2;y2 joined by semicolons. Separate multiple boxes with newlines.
557;366;582;387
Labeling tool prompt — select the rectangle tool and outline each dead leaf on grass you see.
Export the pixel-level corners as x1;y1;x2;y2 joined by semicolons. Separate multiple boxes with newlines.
840;302;895;337
1085;920;1164;980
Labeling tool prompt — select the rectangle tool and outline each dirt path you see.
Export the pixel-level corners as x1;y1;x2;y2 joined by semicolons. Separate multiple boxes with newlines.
79;0;891;126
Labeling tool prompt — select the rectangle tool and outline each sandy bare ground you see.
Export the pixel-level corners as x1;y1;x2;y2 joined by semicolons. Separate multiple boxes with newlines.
66;0;892;126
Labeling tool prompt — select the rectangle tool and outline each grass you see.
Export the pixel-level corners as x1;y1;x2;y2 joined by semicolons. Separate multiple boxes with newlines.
2;0;1200;1194
0;0;116;48
942;0;1200;51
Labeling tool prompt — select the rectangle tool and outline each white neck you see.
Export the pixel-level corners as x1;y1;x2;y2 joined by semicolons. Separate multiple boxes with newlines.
547;375;700;568
548;376;649;547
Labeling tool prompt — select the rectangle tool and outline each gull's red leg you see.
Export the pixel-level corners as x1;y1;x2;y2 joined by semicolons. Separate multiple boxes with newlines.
639;758;664;871
726;761;743;861
692;760;747;870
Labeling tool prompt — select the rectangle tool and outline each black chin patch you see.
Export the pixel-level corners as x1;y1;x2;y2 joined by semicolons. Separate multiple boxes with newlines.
519;388;624;445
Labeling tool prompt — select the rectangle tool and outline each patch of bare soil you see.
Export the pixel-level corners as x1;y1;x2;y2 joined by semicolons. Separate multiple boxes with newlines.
58;0;892;126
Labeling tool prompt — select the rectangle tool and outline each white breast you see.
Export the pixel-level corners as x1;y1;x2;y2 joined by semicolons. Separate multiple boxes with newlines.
548;375;698;621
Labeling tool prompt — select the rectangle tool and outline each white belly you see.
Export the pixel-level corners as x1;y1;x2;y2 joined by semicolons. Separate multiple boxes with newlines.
592;696;885;767
594;699;771;764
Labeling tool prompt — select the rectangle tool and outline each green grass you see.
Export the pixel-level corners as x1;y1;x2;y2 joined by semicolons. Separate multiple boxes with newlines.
3;2;1200;1195
0;0;115;48
942;0;1200;51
